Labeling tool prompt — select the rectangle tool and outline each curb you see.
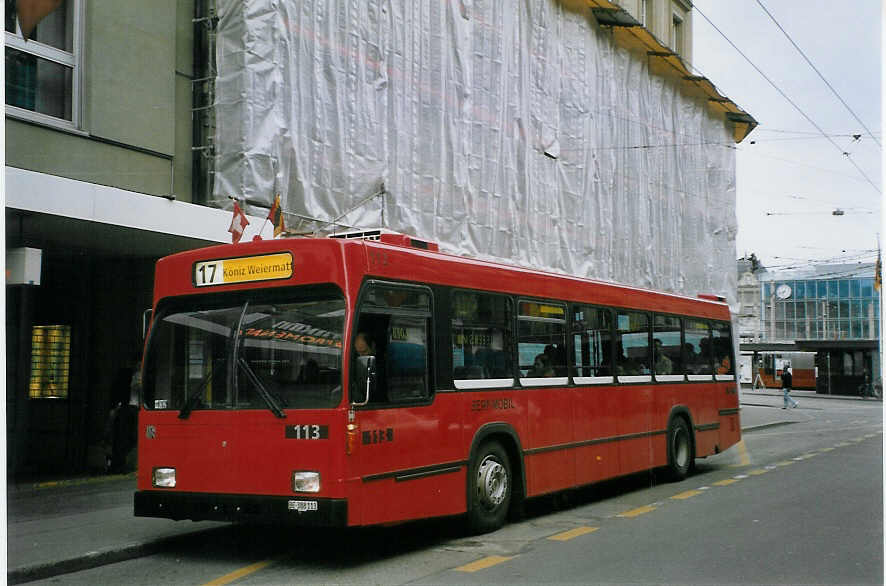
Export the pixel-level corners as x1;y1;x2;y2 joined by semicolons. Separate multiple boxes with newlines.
7;526;228;585
741;421;799;432
10;472;137;494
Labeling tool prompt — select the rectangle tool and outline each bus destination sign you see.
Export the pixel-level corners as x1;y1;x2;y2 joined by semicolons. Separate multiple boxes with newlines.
194;253;293;287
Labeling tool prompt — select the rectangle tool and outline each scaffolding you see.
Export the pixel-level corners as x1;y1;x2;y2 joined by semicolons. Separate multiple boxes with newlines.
191;0;217;205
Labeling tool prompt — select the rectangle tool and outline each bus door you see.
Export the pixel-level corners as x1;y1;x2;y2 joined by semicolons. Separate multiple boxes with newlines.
347;282;461;525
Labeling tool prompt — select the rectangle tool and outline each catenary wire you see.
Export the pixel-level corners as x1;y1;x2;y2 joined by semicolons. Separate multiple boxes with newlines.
693;3;881;194
755;0;881;148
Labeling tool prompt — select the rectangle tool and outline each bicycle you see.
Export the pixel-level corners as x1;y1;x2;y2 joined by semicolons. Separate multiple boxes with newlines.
857;378;882;400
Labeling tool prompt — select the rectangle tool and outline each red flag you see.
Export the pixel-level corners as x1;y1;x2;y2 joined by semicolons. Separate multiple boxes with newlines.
228;202;249;244
268;194;285;237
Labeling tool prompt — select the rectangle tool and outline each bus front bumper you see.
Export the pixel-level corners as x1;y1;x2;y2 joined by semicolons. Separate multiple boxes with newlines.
134;490;348;526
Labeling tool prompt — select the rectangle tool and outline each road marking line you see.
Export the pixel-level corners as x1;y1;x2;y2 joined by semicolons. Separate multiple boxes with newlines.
671;489;703;500
713;479;738;486
748;468;768;476
736;439;751;466
819;447;836;452
456;556;514;572
776;461;795;467
835;442;851;447
865;434;877;438
548;526;599;541
733;474;749;479
203;559;276;586
618;505;656;518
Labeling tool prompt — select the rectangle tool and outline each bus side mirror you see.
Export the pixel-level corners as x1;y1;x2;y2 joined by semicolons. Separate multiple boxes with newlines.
352;355;376;406
142;309;152;340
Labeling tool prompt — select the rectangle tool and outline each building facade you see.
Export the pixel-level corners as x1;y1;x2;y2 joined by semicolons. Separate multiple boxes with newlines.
615;0;693;62
5;0;272;480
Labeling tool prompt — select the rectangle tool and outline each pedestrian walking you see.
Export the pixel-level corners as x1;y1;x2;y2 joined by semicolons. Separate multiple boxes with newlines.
782;364;798;409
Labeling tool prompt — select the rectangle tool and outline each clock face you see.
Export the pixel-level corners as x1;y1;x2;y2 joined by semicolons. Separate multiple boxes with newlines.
776;284;792;299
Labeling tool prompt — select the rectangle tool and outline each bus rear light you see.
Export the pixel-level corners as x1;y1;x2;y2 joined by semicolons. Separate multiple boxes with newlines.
152;467;176;488
292;471;320;493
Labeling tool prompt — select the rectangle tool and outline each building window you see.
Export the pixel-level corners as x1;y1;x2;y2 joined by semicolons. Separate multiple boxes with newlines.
671;12;684;56
5;0;80;128
640;0;654;28
29;325;71;399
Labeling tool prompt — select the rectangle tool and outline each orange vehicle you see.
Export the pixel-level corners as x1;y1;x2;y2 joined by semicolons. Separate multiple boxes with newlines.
134;231;740;532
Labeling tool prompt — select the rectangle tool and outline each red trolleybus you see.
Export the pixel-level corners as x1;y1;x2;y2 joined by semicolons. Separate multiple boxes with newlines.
135;231;740;533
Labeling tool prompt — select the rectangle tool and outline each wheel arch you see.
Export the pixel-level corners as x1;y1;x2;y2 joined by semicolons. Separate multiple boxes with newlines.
466;423;526;515
666;405;696;459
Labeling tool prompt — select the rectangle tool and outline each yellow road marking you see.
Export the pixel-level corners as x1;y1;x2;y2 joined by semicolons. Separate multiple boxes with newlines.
548;526;599;541
456;556;514;573
618;505;656;518
203;559;276;586
670;489;703;500
835;442;851;447
736;440;751;466
713;479;738;486
748;468;768;476
776;460;795;467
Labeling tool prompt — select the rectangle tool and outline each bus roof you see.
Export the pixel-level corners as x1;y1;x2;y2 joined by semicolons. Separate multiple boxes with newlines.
153;233;730;320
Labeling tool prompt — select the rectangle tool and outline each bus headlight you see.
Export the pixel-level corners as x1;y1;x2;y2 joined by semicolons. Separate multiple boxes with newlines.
292;471;320;493
152;467;176;488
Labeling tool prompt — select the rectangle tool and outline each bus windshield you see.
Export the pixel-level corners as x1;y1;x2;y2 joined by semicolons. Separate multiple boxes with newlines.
143;290;345;412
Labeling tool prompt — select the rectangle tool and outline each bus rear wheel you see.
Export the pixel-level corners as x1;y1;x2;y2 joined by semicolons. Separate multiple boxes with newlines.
468;441;512;534
666;418;693;481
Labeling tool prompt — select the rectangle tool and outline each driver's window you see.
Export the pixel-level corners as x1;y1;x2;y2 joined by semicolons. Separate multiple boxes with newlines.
352;283;432;405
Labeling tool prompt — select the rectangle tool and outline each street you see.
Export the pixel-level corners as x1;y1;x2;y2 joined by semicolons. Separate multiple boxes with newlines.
18;392;883;585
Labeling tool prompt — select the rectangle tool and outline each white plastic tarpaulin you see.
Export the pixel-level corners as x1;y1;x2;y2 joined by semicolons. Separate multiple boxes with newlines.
213;0;740;304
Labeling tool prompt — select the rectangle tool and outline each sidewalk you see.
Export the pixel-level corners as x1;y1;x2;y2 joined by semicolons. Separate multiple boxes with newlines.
7;475;226;584
5;390;870;583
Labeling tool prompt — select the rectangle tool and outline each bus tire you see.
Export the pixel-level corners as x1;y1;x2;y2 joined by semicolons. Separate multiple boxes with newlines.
468;441;512;534
666;417;693;481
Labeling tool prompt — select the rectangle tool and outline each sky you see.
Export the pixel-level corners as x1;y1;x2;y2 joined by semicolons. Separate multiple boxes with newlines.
689;0;882;272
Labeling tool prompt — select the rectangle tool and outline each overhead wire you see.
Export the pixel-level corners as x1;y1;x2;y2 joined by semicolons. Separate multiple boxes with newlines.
692;4;881;194
755;0;881;148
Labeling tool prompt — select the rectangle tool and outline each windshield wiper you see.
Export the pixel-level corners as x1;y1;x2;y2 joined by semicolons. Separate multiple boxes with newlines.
238;358;286;418
178;362;222;419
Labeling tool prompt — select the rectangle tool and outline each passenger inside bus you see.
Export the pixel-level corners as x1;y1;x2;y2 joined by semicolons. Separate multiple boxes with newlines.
544;344;567;376
616;342;642;375
527;353;555;377
654;339;673;375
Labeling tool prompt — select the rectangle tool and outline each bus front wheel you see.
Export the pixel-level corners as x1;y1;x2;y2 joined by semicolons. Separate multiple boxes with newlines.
666;418;693;481
468;441;512;534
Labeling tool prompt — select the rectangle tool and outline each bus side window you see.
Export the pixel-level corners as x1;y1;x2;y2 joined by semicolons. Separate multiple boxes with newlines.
451;292;514;389
616;311;650;378
571;305;613;382
684;319;713;377
653;314;683;378
713;321;734;377
354;283;433;405
386;316;430;402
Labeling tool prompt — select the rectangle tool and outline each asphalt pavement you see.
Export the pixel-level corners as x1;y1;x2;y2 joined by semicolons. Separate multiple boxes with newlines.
5;387;877;584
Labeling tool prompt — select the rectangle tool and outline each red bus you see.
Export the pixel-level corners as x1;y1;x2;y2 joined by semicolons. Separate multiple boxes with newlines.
134;231;740;533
